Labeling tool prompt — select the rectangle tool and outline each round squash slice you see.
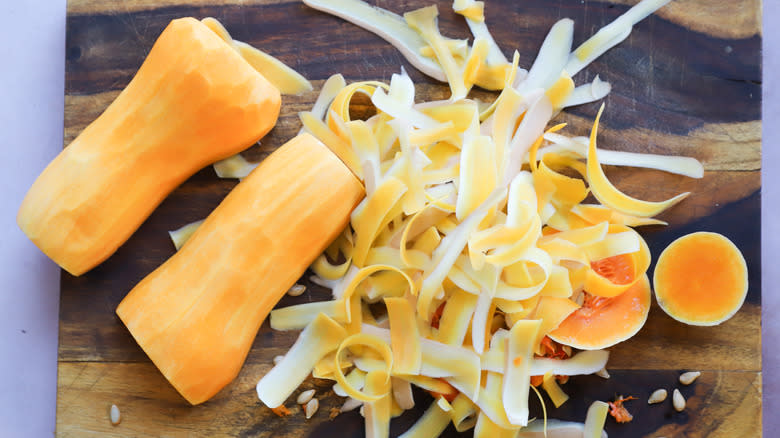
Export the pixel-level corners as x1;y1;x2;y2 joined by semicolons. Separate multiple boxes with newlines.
548;274;651;350
653;232;748;326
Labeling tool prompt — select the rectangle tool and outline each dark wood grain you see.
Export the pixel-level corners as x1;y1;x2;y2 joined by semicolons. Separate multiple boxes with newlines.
57;0;761;436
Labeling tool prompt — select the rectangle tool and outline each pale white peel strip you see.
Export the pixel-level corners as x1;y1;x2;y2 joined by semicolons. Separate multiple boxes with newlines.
168;219;204;251
257;313;347;408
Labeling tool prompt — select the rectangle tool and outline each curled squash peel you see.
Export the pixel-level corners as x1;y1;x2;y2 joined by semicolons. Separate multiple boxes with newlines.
17;17;281;276
117;134;364;405
653;232;748;326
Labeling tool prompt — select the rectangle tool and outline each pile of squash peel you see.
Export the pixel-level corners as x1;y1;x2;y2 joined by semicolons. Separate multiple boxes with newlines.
13;0;751;431
244;0;706;436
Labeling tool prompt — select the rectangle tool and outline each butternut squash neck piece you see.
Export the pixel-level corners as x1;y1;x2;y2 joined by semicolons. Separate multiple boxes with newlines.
117;133;364;405
17;17;281;276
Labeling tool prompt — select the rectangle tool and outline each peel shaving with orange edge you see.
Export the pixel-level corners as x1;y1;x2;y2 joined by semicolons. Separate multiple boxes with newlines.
246;1;746;437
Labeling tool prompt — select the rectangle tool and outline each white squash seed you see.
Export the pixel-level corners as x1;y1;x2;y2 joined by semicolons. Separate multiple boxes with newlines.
288;284;306;297
672;389;686;412
647;389;667;404
304;398;319;419
297;389;315;405
679;371;701;385
109;404;121;426
273;355;284;365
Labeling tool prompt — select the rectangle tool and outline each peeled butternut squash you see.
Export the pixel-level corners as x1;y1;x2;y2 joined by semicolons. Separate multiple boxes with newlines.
17;17;281;276
117;133;364;405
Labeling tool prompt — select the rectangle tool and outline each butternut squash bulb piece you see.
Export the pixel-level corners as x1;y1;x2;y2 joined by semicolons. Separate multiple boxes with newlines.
548;275;651;350
17;17;281;276
117;133;364;405
653;232;748;326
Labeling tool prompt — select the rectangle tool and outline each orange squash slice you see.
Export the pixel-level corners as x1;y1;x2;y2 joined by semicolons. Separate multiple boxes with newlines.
17;17;281;276
653;232;748;326
548;275;651;350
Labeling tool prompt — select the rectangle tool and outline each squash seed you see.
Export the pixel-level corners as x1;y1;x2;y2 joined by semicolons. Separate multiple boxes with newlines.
297;389;315;405
679;371;701;385
304;398;319;419
109;404;121;426
273;355;284;365
647;389;667;404
672;389;686;412
288;284;306;297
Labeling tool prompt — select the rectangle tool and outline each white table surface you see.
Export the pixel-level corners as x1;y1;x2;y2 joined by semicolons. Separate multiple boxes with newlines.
0;1;775;436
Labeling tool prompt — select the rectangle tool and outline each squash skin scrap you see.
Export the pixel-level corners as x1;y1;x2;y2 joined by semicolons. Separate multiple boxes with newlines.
116;134;364;405
17;17;281;276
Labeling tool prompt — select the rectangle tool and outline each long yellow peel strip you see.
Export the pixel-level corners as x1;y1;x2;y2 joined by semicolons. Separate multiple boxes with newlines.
582;230;640;261
545;72;575;110
405;6;469;100
450;393;478;432
201;17;313;95
269;301;348;331
168;219;204;251
474;411;519;438
306;74;347;126
233;41;313;95
530;350;609;376
453;0;485;22
256;314;347;408
587;105;689;217
385;297;423;375
436;289;479;346
340;265;416;321
538;221;609;247
418;189;506;320
302;0;447;81
476;371;516;429
400;374;457;395
530;296;580;355
333;334;393;403
351;177;408;267
503;319;542;426
529;384;549;437
330;82;388;129
300;111;364;179
364;370;392;438
420;38;469;60
571;204;668;227
538;265;574;298
333;368;368;397
542;371;570;408
398;400;451;438
457;135;498;220
567;0;671;76
391;376;415;410
583;401;609;438
212;154;258;179
312;253;353;280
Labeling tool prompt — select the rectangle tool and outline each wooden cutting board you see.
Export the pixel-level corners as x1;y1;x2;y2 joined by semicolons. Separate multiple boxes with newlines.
56;0;762;436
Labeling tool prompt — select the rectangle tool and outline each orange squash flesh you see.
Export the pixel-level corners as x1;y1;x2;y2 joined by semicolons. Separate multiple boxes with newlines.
116;133;364;405
17;17;281;276
653;232;748;326
548;275;651;350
